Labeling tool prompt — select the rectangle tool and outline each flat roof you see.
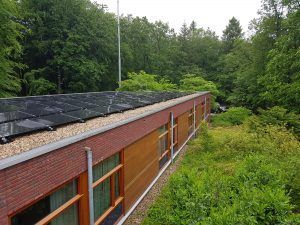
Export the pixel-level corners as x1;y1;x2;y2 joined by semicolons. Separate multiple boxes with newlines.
0;92;208;169
0;92;189;142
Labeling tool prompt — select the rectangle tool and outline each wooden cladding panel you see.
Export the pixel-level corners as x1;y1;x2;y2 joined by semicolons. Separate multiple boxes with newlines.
124;130;160;212
196;105;201;127
177;111;189;148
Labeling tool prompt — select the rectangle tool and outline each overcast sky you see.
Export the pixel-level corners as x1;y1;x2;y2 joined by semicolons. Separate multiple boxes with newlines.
96;0;262;37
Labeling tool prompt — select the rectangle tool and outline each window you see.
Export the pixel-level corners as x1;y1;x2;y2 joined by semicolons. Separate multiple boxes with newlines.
158;124;169;169
201;101;205;120
195;105;201;128
172;118;178;152
188;109;194;136
11;180;80;225
93;152;124;225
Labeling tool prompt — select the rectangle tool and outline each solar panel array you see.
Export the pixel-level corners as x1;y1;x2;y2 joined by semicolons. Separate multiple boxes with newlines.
0;91;188;144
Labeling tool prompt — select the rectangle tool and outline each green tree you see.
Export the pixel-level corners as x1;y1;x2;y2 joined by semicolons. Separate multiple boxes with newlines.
259;9;300;112
179;74;219;108
222;0;299;110
222;17;243;53
175;22;222;83
0;0;23;97
118;71;176;91
20;0;117;95
179;74;218;94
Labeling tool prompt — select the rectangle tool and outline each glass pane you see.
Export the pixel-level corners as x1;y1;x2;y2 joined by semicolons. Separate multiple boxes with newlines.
188;126;193;136
158;125;167;134
159;154;169;169
173;127;178;143
49;203;78;225
100;203;123;225
11;180;77;225
115;172;120;198
174;144;178;153
93;178;111;220
11;196;50;225
174;119;178;125
159;135;167;155
50;180;77;211
93;153;120;182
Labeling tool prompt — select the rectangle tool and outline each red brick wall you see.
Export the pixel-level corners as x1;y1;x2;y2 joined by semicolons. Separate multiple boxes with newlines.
0;94;210;225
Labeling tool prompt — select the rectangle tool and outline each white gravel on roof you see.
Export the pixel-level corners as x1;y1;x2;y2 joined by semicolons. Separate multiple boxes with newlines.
0;94;199;160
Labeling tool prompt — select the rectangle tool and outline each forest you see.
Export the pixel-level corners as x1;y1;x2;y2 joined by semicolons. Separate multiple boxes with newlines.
0;0;299;114
1;0;299;223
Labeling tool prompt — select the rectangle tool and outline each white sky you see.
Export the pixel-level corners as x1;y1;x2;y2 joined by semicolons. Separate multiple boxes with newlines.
96;0;262;37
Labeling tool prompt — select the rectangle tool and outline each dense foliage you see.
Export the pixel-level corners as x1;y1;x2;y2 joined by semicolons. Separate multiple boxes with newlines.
212;107;252;127
0;0;299;223
0;0;298;114
143;122;300;224
0;0;23;97
118;71;176;91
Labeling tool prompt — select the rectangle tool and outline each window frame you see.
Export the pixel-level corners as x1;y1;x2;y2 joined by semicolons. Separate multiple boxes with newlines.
92;151;124;225
188;109;194;135
201;101;205;120
158;124;169;161
9;178;82;225
171;118;178;151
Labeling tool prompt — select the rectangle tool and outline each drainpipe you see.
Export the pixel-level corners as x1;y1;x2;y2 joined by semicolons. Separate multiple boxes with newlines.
85;147;94;225
170;112;174;163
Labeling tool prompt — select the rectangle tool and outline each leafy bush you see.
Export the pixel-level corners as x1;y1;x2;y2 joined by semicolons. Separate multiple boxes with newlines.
247;106;300;139
143;124;300;225
118;71;176;91
179;74;219;109
179;74;219;95
212;107;252;127
24;70;57;95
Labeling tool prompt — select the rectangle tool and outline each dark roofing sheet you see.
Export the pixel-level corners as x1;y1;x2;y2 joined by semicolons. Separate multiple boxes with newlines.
0;91;189;143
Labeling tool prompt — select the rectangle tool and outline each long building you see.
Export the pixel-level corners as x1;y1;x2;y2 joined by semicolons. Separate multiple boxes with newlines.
0;91;211;225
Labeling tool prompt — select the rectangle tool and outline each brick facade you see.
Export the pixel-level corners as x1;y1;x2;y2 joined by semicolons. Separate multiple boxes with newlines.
0;94;210;225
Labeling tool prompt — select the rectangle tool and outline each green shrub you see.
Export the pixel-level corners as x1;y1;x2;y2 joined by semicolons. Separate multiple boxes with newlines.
212;107;252;127
118;71;176;91
142;123;300;225
247;106;300;139
179;74;219;109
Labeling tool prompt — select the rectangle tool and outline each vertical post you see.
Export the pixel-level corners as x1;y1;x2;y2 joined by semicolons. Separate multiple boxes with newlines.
170;112;174;163
85;147;94;225
117;0;122;88
193;100;196;137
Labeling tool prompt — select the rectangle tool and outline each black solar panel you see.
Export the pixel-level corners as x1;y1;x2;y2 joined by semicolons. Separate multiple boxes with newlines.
0;119;49;140
30;114;81;127
0;111;33;124
18;103;63;116
0;91;190;143
90;105;123;114
64;109;103;120
0;102;22;112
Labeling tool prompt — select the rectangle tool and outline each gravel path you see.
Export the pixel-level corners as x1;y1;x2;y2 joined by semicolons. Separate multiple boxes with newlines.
123;146;188;225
